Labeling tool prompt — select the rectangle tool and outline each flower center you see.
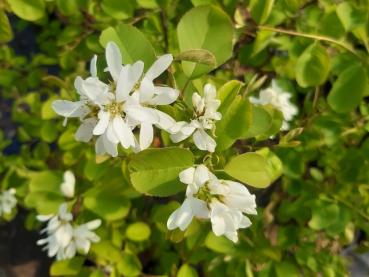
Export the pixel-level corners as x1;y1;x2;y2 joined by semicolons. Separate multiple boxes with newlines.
106;101;123;116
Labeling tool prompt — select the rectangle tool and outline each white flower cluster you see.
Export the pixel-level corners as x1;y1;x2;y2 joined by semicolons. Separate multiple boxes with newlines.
170;84;221;152
52;42;179;156
37;171;100;260
167;165;256;242
37;203;101;260
250;80;298;130
52;42;223;155
0;188;17;217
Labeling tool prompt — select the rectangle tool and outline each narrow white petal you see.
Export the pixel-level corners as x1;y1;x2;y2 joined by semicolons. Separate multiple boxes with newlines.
155;110;176;131
125;106;159;124
106;122;119;144
179;167;195;185
102;133;118;157
106;42;122;81
170;131;191;143
139;122;154;150
36;214;53;222
60;170;75;198
112;116;135;149
193;129;216;152
90;55;97;77
85;219;102;230
93;111;110;135
194;165;210;187
75;118;96;142
150;87;179;105
189;198;209;219
95;136;105;155
167;199;193;231
138;78;155;103
115;64;131;102
145;54;173;81
52;100;84;118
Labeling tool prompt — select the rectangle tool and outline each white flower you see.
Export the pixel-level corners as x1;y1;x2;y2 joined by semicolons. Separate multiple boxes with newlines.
167;165;256;242
170;84;221;152
37;203;101;260
250;80;298;130
52;55;102;128
60;170;75;198
167;197;209;231
209;200;252;243
0;188;17;216
53;41;179;156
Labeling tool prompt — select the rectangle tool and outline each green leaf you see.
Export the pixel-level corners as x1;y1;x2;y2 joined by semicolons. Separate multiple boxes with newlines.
90;241;122;263
249;0;275;24
308;202;340;230
295;43;330;88
126;222;151;241
336;2;368;31
256;148;283;184
177;264;199;277
56;0;79;16
175;49;216;67
25;171;64;214
177;5;233;78
224;152;282;188
128;147;194;197
0;11;13;43
41;98;58;120
100;23;156;70
84;185;131;221
205;232;236;254
327;64;368;113
101;0;134;20
117;253;142;277
216;95;252;151
244;105;272;139
217;80;243;113
50;257;85;276
8;0;45;21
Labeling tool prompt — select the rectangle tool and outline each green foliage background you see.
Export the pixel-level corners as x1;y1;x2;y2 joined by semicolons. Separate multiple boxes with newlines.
1;0;369;276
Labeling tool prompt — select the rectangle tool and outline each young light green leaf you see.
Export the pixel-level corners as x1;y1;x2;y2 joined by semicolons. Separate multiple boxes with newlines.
178;264;199;277
8;0;45;21
50;257;85;276
249;0;275;24
0;11;13;43
243;105;272;139
327;64;368;113
216;95;252;151
177;5;233;78
224;152;282;188
117;253;142;277
84;185;131;221
126;222;151;242
101;0;134;20
128;147;194;197
100;23;156;70
174;49;216;67
256;148;283;184
295;43;330;88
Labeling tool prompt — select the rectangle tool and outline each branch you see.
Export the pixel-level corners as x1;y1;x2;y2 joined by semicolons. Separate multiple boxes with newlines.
258;25;360;59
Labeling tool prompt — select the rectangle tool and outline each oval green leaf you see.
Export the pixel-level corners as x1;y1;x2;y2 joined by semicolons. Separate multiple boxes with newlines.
100;23;156;70
8;0;45;21
126;222;151;242
177;5;234;78
128;147;194;196
224;152;282;188
327;64;368;113
295;43;330;88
